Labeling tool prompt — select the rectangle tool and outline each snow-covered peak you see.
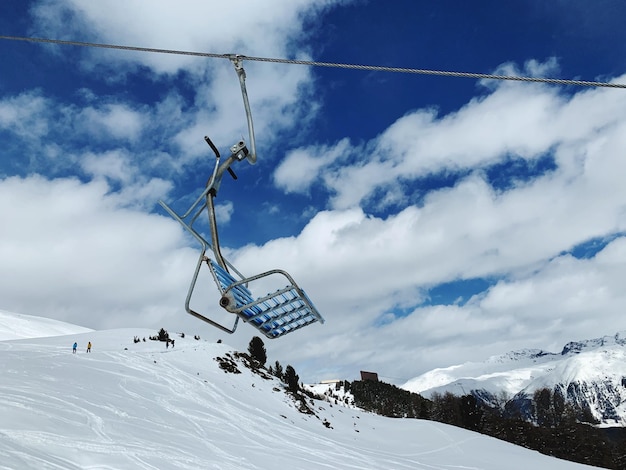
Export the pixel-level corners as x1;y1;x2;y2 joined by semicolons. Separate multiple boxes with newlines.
485;348;556;364
402;364;465;394
403;348;560;399
402;331;626;425
497;344;626;398
560;332;626;355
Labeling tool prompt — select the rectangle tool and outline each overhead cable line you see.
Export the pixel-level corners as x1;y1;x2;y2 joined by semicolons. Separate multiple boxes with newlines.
2;34;626;90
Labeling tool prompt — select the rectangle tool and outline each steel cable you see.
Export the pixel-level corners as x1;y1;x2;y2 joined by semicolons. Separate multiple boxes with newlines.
1;34;625;89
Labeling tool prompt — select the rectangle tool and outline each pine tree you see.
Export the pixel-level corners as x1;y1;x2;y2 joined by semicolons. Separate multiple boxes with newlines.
284;365;300;393
533;388;554;427
273;360;284;380
158;328;169;341
247;336;267;366
459;394;482;431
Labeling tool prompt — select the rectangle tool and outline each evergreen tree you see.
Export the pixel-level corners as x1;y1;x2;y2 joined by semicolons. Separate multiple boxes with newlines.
348;380;430;418
247;336;267;365
284;365;300;393
273;360;284;380
431;392;462;425
459;394;482;431
552;388;566;426
533;388;554;427
158;328;169;341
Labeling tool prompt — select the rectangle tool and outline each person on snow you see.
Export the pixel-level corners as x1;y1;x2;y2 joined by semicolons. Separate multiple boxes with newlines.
72;342;77;354
86;341;92;353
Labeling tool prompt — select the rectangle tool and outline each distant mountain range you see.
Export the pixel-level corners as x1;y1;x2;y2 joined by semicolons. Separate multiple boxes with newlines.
402;332;626;426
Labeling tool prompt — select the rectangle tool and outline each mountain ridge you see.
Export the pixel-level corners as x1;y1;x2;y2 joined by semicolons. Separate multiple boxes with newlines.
402;331;626;426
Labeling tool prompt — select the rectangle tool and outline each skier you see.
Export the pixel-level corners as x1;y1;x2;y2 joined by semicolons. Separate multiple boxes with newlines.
72;342;77;354
86;341;92;353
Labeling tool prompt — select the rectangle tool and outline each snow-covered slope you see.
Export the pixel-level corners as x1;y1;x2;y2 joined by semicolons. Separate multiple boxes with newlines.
0;311;594;469
0;308;92;340
402;333;626;426
403;349;559;402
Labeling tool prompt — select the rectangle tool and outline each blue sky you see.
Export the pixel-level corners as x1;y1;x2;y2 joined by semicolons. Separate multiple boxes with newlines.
2;0;626;383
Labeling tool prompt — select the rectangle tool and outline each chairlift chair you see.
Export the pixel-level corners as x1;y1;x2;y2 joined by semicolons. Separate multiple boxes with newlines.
158;57;324;339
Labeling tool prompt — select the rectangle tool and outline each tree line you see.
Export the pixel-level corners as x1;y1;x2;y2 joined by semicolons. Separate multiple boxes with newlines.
346;380;626;469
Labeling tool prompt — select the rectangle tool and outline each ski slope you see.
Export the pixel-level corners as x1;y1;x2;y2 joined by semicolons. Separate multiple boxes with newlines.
0;312;596;469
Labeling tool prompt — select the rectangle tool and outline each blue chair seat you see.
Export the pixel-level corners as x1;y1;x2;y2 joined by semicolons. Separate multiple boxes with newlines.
208;260;324;339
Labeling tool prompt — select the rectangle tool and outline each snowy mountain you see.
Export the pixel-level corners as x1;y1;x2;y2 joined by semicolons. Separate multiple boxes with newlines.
0;308;92;340
0;311;595;469
402;332;626;426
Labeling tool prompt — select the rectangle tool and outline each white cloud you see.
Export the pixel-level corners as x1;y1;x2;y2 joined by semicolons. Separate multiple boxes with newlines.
29;0;340;75
0;90;169;177
0;175;193;329
284;72;626;211
273;138;351;193
79;150;174;210
171;60;317;165
107;177;173;210
214;201;234;225
278;235;626;380
0;91;51;139
26;0;333;170
80;150;136;184
78;103;146;142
